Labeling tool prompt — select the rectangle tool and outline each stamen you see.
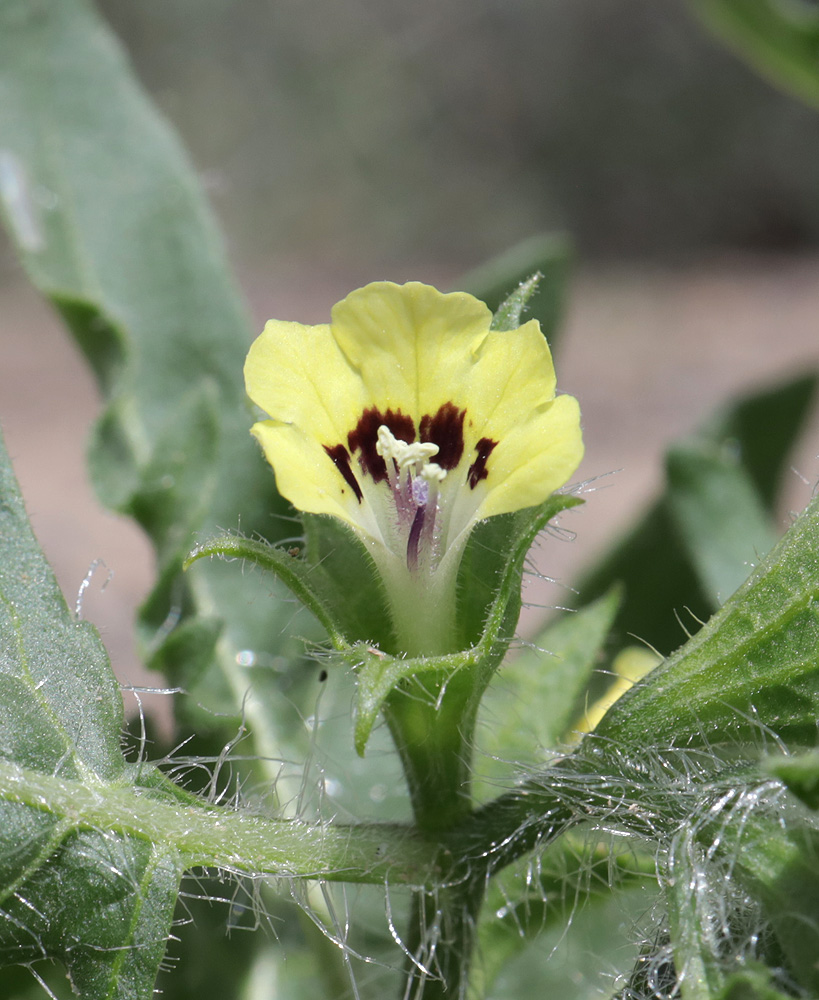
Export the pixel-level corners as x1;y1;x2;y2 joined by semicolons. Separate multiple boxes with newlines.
420;462;446;484
375;424;445;572
377;425;440;473
396;441;439;470
376;424;400;461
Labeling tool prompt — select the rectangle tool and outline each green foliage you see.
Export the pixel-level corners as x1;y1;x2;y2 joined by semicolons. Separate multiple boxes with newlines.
2;0;819;998
577;373;816;655
0;427;443;996
473;589;620;797
766;750;819;810
459;233;572;349
691;0;819;109
0;424;182;999
595;487;819;750
0;0;310;757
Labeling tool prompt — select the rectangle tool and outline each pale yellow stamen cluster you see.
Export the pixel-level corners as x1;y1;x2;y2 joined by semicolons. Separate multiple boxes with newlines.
375;425;447;484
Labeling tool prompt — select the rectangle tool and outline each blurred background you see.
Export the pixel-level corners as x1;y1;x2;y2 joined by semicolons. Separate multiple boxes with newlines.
82;0;819;265
1;0;818;685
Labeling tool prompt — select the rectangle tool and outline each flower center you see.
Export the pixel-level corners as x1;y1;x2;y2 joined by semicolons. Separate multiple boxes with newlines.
375;424;447;571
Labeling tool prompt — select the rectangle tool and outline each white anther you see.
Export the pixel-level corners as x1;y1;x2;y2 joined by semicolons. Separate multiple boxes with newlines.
376;424;440;472
420;462;446;484
376;424;403;461
397;442;439;470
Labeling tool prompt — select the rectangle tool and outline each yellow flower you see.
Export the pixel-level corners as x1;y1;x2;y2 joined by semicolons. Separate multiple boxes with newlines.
245;281;583;656
570;646;661;742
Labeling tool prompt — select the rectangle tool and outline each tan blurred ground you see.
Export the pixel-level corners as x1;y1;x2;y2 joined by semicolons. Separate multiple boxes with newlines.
1;255;817;694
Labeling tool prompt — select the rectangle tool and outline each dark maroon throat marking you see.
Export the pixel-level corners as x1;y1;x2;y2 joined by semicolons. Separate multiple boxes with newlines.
420;402;465;471
347;407;415;483
333;402;471;491
324;444;363;502
467;437;497;489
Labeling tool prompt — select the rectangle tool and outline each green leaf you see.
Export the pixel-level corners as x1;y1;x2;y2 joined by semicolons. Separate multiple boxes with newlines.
0;828;181;1000
473;589;620;797
301;513;395;651
665;837;734;999
666;440;777;608
577;373;817;656
489;272;545;332
698;372;817;513
458;233;573;348
186;514;396;656
472;837;656;997
0;0;309;753
593;488;819;750
691;0;819;109
186;533;355;652
0;757;439;886
0;436;123;784
0;425;184;998
716;967;796;1000
766;750;819;809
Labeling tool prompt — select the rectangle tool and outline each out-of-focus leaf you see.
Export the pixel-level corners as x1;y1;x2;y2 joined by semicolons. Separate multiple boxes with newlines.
578;498;709;660
666;440;777;607
577;373;817;656
594;488;819;750
0;0;313;755
458;233;573;348
766;750;819;809
691;0;819;109
472;837;656;997
716;967;795;1000
474;589;620;798
698;372;817;513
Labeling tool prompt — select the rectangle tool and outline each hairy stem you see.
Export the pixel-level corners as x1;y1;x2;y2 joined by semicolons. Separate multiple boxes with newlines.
384;669;486;997
0;758;441;884
384;670;479;834
402;877;486;1000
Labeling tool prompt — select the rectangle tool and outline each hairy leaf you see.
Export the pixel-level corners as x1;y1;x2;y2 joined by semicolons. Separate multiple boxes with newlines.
0;0;312;758
594;488;819;750
0;430;445;995
458;233;573;349
0;426;183;998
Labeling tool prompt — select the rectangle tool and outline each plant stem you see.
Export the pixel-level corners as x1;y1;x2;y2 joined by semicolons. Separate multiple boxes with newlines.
384;670;478;834
384;669;487;997
402;877;486;1000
